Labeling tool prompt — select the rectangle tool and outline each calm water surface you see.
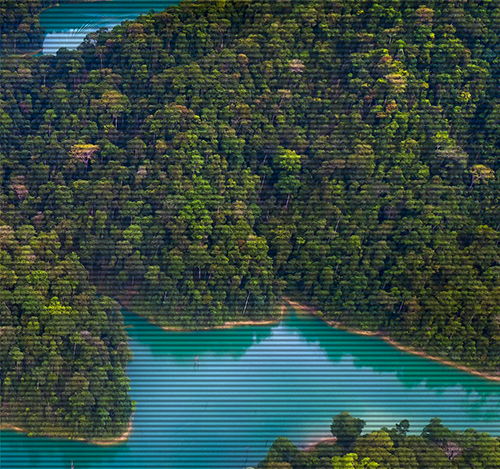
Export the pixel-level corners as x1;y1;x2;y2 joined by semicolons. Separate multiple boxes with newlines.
1;308;500;469
39;0;179;54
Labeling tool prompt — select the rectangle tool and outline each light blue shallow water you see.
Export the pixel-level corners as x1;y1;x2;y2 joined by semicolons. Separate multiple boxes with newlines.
39;0;178;54
1;308;500;469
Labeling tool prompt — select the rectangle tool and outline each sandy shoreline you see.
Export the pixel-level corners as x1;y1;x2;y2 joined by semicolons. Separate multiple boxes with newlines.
156;303;286;332
302;436;337;451
113;291;286;332
8;48;43;58
283;297;500;382
6;296;498;447
0;415;133;446
0;424;26;433
121;292;500;380
88;416;133;445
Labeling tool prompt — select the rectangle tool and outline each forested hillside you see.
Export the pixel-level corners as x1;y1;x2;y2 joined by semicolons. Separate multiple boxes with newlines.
2;0;500;438
258;413;500;469
0;0;60;55
0;232;132;438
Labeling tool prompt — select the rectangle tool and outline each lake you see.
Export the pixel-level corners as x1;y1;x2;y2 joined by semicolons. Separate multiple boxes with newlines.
1;307;500;469
39;0;179;55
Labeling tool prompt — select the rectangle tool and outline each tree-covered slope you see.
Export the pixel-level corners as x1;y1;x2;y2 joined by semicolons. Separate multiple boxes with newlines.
2;0;500;437
0;233;132;438
0;0;61;55
258;413;500;469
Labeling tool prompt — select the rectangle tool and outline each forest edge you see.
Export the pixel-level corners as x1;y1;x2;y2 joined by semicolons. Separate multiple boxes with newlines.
2;295;500;448
0;414;133;445
283;298;500;383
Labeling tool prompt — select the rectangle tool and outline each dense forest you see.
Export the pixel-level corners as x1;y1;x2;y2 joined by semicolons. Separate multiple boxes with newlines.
257;413;500;469
2;0;500;439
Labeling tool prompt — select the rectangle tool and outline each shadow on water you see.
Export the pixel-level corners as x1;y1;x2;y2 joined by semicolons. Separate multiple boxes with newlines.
284;307;500;422
123;310;275;362
2;306;500;469
126;306;500;426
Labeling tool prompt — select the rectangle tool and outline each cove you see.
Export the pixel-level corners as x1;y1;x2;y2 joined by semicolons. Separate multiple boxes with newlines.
1;307;500;468
39;0;179;55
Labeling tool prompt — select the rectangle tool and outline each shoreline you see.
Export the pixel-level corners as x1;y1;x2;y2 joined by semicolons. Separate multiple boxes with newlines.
0;414;133;446
4;297;500;448
156;302;286;332
113;290;285;332
6;48;43;58
302;436;337;452
118;289;500;381
283;297;500;383
87;416;133;445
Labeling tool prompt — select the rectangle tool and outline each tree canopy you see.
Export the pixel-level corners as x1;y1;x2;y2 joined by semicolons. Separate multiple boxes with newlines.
259;414;500;469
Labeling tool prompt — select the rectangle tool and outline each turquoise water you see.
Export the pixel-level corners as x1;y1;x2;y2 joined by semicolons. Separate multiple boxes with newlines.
1;308;500;469
39;0;179;54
